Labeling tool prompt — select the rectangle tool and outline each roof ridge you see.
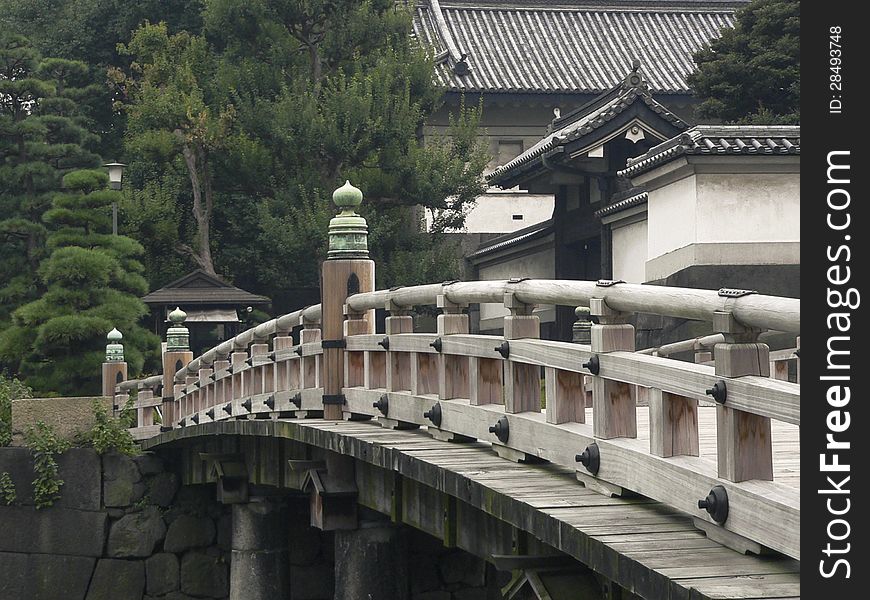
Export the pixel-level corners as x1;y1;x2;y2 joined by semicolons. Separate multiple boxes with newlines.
618;124;801;179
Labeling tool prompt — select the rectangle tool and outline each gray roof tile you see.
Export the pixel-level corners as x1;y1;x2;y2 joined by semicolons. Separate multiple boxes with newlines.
413;0;740;94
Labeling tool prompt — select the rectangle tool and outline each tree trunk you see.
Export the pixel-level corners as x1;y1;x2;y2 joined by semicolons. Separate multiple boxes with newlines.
179;138;217;275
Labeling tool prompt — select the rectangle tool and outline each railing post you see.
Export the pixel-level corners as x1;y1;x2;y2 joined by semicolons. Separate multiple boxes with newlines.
385;300;413;392
436;293;469;400
272;329;294;395
502;291;540;414
213;359;230;406
163;308;193;426
300;313;323;393
712;311;773;482
590;296;637;439
248;344;269;396
230;351;247;404
321;181;374;420
102;328;128;403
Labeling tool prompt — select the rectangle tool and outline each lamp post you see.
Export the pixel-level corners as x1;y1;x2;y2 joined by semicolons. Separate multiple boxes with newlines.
104;162;126;235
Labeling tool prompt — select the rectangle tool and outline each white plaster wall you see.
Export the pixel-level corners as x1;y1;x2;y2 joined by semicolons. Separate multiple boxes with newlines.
478;247;556;323
426;191;554;234
646;174;697;260
695;173;800;243
611;219;648;284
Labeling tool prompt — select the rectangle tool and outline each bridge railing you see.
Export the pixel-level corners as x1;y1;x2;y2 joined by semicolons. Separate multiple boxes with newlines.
164;279;800;561
114;374;163;440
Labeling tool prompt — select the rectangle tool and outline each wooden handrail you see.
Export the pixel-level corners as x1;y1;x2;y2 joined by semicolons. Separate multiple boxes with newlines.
345;280;800;333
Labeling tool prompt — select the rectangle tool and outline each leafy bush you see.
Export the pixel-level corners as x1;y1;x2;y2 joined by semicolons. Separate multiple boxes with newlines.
77;398;139;456
0;472;15;505
1;375;32;446
24;421;70;509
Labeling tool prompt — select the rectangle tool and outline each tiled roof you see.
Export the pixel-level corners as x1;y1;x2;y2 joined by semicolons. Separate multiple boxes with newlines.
594;189;648;218
142;269;271;306
412;0;740;94
617;125;801;178
488;67;687;184
468;218;554;259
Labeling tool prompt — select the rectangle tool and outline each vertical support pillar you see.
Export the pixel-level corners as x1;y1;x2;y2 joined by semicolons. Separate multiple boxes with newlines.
213;360;230;406
197;368;213;413
436;294;469;400
712;311;773;482
648;389;699;457
137;388;154;427
230;498;290;600
502;292;540;414
272;333;294;393
163;308;193;425
334;521;408;600
385;301;413;392
321;181;374;420
231;351;247;405
299;314;323;394
248;344;269;396
590;297;637;439
102;328;127;399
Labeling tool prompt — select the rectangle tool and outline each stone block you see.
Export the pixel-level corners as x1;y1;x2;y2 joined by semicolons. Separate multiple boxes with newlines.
164;514;216;553
103;452;145;508
0;552;95;600
289;563;334;600
0;506;106;556
288;522;322;566
180;551;229;598
107;506;166;557
437;551;469;585
147;472;180;507
10;396;112;444
134;452;165;476
454;588;487;600
216;512;232;552
146;552;180;595
412;593;451;600
85;558;145;600
0;447;101;510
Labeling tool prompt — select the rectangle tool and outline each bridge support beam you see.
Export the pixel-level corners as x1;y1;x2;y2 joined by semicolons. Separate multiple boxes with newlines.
230;497;290;600
334;520;408;600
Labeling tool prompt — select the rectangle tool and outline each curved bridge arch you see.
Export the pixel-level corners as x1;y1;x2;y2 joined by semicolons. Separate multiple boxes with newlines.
144;418;799;600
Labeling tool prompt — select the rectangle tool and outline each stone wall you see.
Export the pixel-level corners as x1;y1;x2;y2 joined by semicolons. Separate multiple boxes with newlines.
0;448;510;600
0;447;230;600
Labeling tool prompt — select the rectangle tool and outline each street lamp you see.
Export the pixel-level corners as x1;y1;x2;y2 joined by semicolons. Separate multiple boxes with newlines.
104;162;126;234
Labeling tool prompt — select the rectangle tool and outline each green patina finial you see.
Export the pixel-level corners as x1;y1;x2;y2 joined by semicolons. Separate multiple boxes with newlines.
327;180;369;260
333;180;364;211
106;328;125;362
166;307;190;351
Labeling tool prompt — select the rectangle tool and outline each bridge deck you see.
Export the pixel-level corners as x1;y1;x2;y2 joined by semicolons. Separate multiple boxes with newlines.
145;418;800;600
623;405;800;490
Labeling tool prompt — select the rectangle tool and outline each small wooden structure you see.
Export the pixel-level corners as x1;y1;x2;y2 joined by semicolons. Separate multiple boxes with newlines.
141;269;270;354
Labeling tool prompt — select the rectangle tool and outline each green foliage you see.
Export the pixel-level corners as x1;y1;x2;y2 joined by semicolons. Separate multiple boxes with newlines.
114;2;489;296
76;398;139;455
0;34;101;326
687;0;799;124
0;374;32;446
0;167;161;395
0;472;15;505
24;420;70;509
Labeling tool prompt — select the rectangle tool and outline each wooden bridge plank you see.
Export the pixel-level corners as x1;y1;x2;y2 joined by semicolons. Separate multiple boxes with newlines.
341;388;800;559
676;573;800;599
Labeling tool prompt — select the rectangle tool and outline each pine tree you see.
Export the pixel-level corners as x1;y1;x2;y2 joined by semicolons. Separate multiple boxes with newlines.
0;169;160;395
0;34;100;323
687;0;799;124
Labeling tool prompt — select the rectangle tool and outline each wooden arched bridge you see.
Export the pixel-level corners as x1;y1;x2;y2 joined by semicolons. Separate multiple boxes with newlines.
109;183;800;600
